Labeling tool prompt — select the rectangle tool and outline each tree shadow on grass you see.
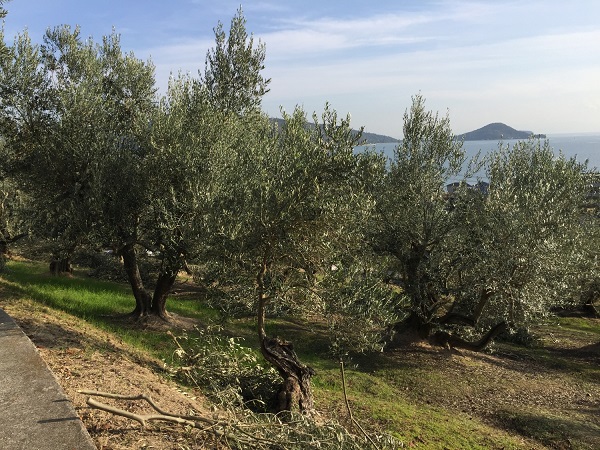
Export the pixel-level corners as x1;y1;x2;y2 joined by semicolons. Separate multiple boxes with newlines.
464;340;599;382
12;312;166;373
493;408;600;449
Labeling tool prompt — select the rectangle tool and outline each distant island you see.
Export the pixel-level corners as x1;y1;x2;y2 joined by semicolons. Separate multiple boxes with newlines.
456;122;546;141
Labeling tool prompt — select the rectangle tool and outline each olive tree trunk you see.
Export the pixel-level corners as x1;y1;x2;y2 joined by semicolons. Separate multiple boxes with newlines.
120;243;176;320
256;262;315;413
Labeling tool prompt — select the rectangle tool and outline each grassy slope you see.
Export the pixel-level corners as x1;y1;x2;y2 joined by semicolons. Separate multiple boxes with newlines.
1;259;599;449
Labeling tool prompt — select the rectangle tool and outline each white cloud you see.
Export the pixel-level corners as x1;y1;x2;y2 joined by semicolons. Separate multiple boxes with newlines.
127;0;600;135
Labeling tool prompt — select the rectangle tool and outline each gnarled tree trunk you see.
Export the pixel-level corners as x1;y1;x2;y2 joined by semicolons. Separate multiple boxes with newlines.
260;335;315;413
430;321;507;352
49;255;73;275
256;261;315;413
120;243;152;317
151;271;177;319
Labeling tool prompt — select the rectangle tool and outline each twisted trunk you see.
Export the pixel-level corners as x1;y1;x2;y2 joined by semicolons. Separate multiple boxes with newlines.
389;286;503;352
121;243;152;317
121;243;176;320
49;256;73;275
256;260;314;413
431;321;507;352
151;271;177;319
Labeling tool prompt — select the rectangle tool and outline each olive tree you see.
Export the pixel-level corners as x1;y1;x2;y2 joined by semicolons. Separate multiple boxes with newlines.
370;95;589;350
0;25;167;311
205;105;394;412
579;173;600;315
460;142;591;331
203;7;270;115
0;175;28;257
369;94;473;339
0;9;272;319
0;27;82;270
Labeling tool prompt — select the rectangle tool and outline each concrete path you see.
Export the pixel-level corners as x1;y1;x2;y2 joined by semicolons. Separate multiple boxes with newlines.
0;308;96;449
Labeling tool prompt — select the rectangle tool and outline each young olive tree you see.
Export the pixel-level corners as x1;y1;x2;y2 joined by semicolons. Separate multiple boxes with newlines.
206;106;393;412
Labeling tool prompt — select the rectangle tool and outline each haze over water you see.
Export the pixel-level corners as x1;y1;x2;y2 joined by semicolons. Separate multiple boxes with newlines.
360;133;600;183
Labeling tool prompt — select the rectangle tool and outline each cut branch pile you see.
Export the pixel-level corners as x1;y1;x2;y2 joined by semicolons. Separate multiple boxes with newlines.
80;389;399;449
79;390;279;448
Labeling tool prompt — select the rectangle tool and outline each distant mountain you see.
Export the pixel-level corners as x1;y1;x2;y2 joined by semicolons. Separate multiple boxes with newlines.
456;122;545;141
360;130;400;144
270;118;399;144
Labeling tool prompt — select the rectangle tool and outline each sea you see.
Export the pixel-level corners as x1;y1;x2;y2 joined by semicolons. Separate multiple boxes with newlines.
357;133;600;183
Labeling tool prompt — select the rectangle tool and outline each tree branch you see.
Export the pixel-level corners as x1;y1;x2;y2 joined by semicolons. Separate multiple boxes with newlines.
80;389;301;448
339;361;381;450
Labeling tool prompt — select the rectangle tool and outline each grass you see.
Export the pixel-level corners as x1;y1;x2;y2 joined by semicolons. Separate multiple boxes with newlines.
559;316;600;336
1;259;599;449
0;260;213;359
312;366;525;449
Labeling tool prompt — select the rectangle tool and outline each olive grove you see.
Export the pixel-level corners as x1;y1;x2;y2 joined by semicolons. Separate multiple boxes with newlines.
0;6;595;415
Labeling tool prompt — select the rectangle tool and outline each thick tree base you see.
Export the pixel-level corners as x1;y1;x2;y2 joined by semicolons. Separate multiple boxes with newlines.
387;316;507;353
127;309;171;324
430;322;507;352
49;257;73;275
260;336;315;413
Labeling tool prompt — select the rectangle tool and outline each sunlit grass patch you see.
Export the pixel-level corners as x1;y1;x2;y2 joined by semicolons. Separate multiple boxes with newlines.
0;260;213;359
558;316;600;336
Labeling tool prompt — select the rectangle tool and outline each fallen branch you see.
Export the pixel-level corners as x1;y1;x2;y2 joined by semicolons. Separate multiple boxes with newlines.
79;390;216;425
86;397;198;429
80;389;283;447
339;361;381;450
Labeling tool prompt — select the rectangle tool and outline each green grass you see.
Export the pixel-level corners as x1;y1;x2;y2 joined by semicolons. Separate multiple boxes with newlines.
2;259;599;449
558;316;600;336
309;364;526;449
0;260;215;359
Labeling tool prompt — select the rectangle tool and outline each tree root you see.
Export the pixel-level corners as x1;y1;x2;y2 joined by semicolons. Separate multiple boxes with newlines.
430;321;507;352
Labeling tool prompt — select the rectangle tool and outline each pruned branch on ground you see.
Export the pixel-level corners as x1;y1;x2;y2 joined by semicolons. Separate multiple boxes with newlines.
80;389;281;448
339;360;381;450
79;389;401;449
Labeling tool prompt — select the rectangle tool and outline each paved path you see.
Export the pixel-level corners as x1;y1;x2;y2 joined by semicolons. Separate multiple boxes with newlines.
0;308;96;449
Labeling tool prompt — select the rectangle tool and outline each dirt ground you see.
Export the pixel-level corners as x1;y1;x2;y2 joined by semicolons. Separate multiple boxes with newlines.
384;327;600;449
3;295;600;449
4;302;222;450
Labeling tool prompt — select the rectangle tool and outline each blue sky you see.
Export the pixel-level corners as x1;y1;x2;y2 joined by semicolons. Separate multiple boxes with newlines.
3;0;599;138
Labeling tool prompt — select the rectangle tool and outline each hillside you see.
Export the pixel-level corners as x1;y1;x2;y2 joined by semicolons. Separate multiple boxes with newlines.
457;122;545;141
270;117;399;144
360;130;400;144
1;259;599;449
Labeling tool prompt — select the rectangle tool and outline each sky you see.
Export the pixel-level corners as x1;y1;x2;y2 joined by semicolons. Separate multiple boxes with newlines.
2;0;600;138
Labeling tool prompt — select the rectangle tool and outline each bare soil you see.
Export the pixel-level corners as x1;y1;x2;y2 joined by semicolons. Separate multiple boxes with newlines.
4;301;221;450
